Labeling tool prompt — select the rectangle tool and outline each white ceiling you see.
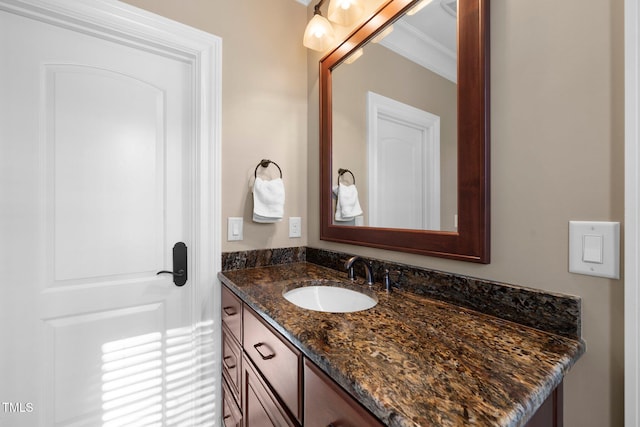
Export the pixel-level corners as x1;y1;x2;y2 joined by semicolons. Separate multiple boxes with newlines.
379;0;457;82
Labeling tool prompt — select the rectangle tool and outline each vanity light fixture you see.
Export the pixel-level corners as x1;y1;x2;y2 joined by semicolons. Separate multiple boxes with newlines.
327;0;364;26
303;0;336;52
406;0;433;16
371;25;394;43
303;0;364;52
343;47;363;64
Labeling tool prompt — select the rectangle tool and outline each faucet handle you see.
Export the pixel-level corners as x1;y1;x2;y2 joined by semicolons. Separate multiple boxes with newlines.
384;269;402;292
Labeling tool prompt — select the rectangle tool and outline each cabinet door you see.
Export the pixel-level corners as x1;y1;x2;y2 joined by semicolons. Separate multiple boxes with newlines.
525;382;563;427
222;285;243;343
243;306;302;422
304;359;384;427
243;355;297;427
222;324;242;405
222;380;242;427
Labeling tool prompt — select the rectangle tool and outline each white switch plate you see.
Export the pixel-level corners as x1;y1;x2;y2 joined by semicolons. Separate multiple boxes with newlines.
569;221;620;279
289;217;302;238
227;217;243;241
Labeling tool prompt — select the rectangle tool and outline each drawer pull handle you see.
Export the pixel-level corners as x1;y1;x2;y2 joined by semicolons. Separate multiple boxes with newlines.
253;342;276;360
223;306;237;316
223;355;236;369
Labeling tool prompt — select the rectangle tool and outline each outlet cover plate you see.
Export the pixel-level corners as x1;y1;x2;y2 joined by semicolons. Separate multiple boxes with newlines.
289;217;301;238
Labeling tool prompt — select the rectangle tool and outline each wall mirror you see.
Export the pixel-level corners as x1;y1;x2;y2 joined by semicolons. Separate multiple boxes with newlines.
320;0;490;263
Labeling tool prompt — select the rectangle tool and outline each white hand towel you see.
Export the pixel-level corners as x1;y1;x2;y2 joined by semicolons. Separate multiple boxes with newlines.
333;183;363;221
253;177;285;223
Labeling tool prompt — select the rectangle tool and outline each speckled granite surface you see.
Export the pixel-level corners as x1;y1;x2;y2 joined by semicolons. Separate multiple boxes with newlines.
219;262;585;427
223;247;582;339
307;247;581;339
221;247;306;271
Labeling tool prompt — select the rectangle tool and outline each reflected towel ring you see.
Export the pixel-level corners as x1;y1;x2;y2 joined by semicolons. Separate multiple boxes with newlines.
338;168;355;185
254;159;283;179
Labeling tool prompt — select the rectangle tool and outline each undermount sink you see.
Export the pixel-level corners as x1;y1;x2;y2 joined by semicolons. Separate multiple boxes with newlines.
283;280;377;313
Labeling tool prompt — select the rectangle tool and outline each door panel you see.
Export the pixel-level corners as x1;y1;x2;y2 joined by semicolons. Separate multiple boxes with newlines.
46;304;165;425
377;119;427;229
47;65;165;283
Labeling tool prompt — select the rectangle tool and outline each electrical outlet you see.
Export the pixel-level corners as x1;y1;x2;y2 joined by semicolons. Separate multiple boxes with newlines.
289;217;302;238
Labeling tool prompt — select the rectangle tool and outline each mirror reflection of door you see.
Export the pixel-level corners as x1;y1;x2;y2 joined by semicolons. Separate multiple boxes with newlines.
367;92;441;230
331;0;458;232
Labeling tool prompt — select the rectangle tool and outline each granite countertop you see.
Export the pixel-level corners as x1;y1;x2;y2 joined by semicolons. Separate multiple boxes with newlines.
219;262;585;427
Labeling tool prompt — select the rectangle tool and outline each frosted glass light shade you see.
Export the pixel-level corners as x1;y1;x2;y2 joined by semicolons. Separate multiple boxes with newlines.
327;0;364;26
406;0;433;16
303;14;335;52
343;48;363;64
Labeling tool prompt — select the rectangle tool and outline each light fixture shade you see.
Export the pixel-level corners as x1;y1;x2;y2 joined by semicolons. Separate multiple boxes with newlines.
327;0;364;26
343;48;363;64
406;0;434;16
303;13;335;52
371;25;393;43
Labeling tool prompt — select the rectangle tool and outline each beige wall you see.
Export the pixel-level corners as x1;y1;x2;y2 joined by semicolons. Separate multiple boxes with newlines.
124;0;623;425
122;0;309;252
308;0;625;426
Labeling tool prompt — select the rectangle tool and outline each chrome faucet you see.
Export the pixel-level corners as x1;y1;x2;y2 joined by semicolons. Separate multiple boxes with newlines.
344;256;374;285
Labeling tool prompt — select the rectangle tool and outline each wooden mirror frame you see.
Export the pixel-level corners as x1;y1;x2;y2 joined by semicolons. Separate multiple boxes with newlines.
320;0;490;263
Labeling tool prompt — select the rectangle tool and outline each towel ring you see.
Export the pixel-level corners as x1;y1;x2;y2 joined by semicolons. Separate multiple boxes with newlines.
254;159;282;179
338;168;355;185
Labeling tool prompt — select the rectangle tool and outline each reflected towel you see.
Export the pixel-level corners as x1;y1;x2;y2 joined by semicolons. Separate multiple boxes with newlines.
333;183;363;221
253;177;285;223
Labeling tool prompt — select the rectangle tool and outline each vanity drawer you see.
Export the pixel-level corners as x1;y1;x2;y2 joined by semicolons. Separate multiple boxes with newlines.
304;359;384;427
222;379;242;427
222;285;242;343
243;306;302;422
222;324;242;405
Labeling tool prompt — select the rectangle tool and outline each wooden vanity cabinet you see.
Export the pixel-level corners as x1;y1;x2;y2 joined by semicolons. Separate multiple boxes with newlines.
222;325;242;404
222;380;242;427
222;285;242;342
243;305;303;423
243;353;298;427
304;359;385;427
221;286;243;424
525;382;563;427
222;284;565;427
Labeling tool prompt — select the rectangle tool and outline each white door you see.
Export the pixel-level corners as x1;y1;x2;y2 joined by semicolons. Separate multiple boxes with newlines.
0;1;221;426
367;92;440;230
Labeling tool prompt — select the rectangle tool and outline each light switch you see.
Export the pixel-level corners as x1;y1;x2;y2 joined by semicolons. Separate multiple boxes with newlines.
227;217;243;241
569;221;620;279
582;234;603;263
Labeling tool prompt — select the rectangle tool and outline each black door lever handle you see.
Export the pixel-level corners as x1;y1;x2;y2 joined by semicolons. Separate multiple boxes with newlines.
156;242;188;287
156;269;185;277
